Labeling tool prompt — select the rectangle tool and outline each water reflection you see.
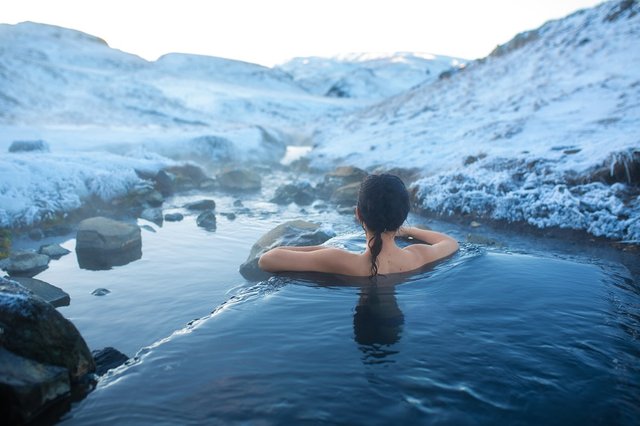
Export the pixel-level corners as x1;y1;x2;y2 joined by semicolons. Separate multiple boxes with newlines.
76;243;142;270
354;284;404;363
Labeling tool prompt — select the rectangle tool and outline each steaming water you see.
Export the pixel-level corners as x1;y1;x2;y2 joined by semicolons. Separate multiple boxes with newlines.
20;192;640;425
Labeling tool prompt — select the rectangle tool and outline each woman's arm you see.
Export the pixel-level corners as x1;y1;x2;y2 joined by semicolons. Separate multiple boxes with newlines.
399;226;459;260
258;246;354;274
268;245;329;252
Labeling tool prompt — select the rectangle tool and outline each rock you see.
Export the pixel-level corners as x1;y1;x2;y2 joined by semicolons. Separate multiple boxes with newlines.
220;212;236;220
0;348;70;425
143;190;164;207
318;166;367;199
164;164;208;190
0;229;10;259
38;244;71;259
0;251;50;277
271;182;315;205
164;213;184;222
196;211;217;231
233;199;244;207
0;277;95;423
331;182;361;207
185;199;216;211
8;139;50;153
239;220;336;281
10;277;70;308
154;170;176;196
470;221;482;228
141;208;163;225
76;217;142;270
140;225;156;233
216;169;261;191
91;288;110;296
466;234;503;247
0;277;95;379
92;347;129;376
28;228;44;241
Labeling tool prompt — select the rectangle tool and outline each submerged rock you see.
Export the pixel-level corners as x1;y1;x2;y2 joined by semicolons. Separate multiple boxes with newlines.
216;169;261;191
10;276;70;308
92;347;129;376
0;277;95;422
196;211;217;231
38;244;71;259
239;220;336;281
271;182;315;205
0;251;50;277
91;288;111;296
76;217;142;270
185;199;216;211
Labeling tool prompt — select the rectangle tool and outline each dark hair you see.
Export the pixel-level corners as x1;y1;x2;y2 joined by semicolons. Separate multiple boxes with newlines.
357;174;410;277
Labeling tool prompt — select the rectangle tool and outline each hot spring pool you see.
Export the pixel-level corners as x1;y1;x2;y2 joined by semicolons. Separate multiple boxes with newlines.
18;191;639;425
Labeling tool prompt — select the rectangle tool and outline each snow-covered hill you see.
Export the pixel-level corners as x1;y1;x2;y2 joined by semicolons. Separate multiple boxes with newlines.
277;52;464;100
310;0;640;241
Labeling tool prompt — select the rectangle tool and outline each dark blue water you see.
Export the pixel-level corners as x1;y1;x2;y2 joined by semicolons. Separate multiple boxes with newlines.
58;240;640;425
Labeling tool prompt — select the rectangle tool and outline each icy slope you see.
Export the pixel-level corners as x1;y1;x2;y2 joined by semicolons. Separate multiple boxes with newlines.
311;0;640;241
277;52;464;100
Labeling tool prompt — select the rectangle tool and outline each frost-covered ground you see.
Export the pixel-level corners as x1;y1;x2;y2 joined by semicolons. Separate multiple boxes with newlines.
310;0;640;241
1;0;639;241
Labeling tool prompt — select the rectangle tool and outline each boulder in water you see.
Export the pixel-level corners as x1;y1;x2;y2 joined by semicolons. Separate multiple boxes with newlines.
318;166;367;199
196;211;217;231
141;208;164;225
38;244;71;259
75;217;142;270
0;348;70;425
239;220;336;280
0;251;50;277
271;182;315;205
0;277;95;422
92;347;129;376
216;169;261;191
185;199;216;211
331;182;361;207
164;213;184;222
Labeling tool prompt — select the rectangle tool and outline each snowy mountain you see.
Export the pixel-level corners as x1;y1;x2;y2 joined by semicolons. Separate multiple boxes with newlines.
277;52;464;100
310;0;640;241
1;1;639;241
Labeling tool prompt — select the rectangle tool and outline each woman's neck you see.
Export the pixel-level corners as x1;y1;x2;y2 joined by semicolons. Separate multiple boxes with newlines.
364;230;398;254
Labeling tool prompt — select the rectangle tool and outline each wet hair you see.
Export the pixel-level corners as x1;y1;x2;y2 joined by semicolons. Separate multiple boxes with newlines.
357;174;410;277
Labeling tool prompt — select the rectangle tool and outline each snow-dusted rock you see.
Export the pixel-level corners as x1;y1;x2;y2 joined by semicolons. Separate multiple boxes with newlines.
8;139;50;153
239;220;336;281
0;276;94;422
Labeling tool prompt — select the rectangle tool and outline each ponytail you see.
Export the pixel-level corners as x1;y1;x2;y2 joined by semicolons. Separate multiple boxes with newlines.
368;230;383;278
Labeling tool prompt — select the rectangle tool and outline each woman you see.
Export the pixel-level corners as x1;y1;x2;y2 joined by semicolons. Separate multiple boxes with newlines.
258;174;459;277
